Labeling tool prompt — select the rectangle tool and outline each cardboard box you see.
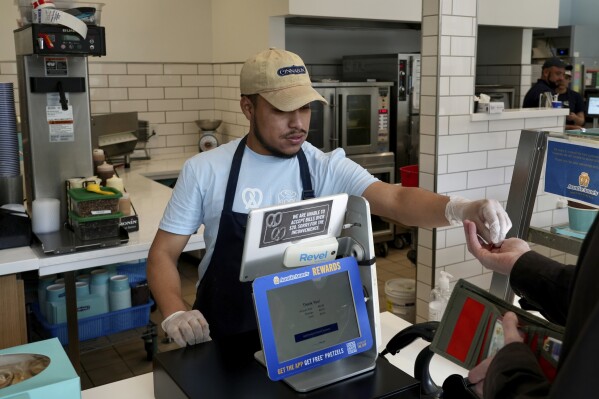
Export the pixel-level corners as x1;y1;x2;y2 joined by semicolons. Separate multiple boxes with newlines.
0;338;80;399
477;102;504;114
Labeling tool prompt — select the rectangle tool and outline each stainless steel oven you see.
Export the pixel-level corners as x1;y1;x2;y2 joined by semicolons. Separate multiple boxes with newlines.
308;82;395;255
308;82;392;155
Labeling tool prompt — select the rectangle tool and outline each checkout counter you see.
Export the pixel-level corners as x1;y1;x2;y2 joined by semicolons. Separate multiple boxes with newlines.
1;159;469;398
80;312;468;399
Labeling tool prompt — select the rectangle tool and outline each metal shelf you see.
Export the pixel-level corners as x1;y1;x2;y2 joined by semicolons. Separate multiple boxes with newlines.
527;225;583;256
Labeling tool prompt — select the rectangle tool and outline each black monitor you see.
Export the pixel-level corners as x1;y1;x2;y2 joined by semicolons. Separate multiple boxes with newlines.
587;96;599;118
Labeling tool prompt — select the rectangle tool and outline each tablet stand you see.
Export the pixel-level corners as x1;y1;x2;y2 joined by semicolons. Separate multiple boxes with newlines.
253;195;381;392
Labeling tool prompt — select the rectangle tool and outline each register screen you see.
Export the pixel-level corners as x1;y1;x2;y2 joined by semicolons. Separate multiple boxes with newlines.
266;272;360;363
588;97;599;117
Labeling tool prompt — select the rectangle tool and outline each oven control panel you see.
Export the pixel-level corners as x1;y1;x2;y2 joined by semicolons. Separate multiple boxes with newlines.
377;87;390;143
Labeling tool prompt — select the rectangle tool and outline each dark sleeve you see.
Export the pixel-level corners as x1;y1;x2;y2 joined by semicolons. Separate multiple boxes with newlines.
522;83;550;108
571;91;585;114
483;342;550;399
522;86;540;108
509;251;574;326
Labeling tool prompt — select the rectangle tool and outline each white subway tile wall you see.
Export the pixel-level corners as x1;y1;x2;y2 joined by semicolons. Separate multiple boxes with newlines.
417;0;567;323
0;19;571;324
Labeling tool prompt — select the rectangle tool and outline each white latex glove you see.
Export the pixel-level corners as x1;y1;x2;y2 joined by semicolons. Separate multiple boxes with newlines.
445;196;512;244
161;310;211;347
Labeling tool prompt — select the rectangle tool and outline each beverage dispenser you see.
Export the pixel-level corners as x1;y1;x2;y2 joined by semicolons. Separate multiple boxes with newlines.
14;23;106;223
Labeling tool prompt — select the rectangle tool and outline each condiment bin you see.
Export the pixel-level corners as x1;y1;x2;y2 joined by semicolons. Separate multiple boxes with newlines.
68;186;121;217
69;211;122;240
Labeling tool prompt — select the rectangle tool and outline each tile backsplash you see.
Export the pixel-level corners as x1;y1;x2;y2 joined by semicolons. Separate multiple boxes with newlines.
0;60;250;158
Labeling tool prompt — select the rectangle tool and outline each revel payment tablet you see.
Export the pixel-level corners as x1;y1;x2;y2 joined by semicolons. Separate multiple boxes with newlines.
252;256;373;381
239;194;348;282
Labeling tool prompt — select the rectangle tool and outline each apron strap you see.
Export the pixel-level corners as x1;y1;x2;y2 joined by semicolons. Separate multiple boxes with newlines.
223;136;248;212
297;148;314;200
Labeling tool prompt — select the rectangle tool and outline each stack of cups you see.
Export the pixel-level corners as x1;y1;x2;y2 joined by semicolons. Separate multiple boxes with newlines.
0;82;23;206
90;268;110;313
109;275;132;311
45;283;66;324
31;198;61;234
37;274;57;319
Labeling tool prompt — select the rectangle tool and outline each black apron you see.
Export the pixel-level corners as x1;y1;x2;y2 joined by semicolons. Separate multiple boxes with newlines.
193;136;314;349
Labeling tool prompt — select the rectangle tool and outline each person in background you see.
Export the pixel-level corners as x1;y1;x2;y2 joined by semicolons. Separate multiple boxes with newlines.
146;48;512;350
463;217;599;398
522;57;567;108
557;65;585;130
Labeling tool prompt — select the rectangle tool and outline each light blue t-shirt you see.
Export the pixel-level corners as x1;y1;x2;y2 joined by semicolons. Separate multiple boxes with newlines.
159;138;378;280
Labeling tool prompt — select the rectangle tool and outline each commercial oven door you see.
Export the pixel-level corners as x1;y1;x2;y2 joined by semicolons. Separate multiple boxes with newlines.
338;86;379;155
307;87;336;152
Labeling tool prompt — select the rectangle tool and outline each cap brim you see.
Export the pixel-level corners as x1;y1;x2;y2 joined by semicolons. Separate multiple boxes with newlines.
259;85;328;112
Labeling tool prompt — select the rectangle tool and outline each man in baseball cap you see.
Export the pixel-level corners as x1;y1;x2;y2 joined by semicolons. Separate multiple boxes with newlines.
148;48;512;352
557;64;586;130
522;57;567;108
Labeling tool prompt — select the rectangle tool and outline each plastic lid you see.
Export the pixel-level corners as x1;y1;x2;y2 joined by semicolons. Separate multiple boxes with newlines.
385;278;415;297
67;186;122;201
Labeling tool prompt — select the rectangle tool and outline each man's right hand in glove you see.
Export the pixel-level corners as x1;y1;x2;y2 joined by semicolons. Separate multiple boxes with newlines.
161;309;211;347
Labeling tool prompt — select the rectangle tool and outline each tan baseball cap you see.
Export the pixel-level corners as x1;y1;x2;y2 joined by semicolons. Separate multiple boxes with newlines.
240;48;327;112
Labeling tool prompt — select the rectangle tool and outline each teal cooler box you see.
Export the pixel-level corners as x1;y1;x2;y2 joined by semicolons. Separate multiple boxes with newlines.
0;338;79;399
545;137;599;207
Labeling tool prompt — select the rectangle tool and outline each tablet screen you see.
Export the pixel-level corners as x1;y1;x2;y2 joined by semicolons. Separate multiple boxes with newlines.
267;270;360;363
253;257;373;381
588;96;599;117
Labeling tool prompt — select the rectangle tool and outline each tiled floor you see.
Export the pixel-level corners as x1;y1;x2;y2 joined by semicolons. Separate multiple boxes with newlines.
73;247;415;390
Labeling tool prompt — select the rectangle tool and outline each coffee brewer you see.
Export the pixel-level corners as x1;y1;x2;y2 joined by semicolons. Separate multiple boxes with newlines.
14;24;106;223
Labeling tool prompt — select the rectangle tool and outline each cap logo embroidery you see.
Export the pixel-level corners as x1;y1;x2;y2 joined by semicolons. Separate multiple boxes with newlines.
277;65;306;77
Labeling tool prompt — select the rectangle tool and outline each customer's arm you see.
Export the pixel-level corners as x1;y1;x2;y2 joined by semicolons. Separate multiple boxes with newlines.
464;220;574;325
510;251;573;325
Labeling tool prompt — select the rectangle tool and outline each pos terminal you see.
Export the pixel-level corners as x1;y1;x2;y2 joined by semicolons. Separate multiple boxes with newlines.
153;195;420;398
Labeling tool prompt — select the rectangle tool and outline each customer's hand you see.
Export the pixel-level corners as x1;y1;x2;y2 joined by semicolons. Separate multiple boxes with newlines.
161;309;210;347
464;220;530;275
467;312;524;398
445;196;512;244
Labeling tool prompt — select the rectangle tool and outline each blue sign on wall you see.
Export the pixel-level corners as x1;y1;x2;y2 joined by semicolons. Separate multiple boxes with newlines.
545;138;599;207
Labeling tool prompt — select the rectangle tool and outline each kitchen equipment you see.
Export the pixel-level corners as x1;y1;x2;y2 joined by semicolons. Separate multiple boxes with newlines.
349;152;396;255
91;112;139;168
15;23;106;227
195;119;221;152
342;53;421;168
307;83;394;254
308;82;392;155
130;119;155;160
475;85;515;109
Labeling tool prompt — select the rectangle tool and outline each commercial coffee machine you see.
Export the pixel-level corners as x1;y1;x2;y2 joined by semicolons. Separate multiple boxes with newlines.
14;23;106;224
